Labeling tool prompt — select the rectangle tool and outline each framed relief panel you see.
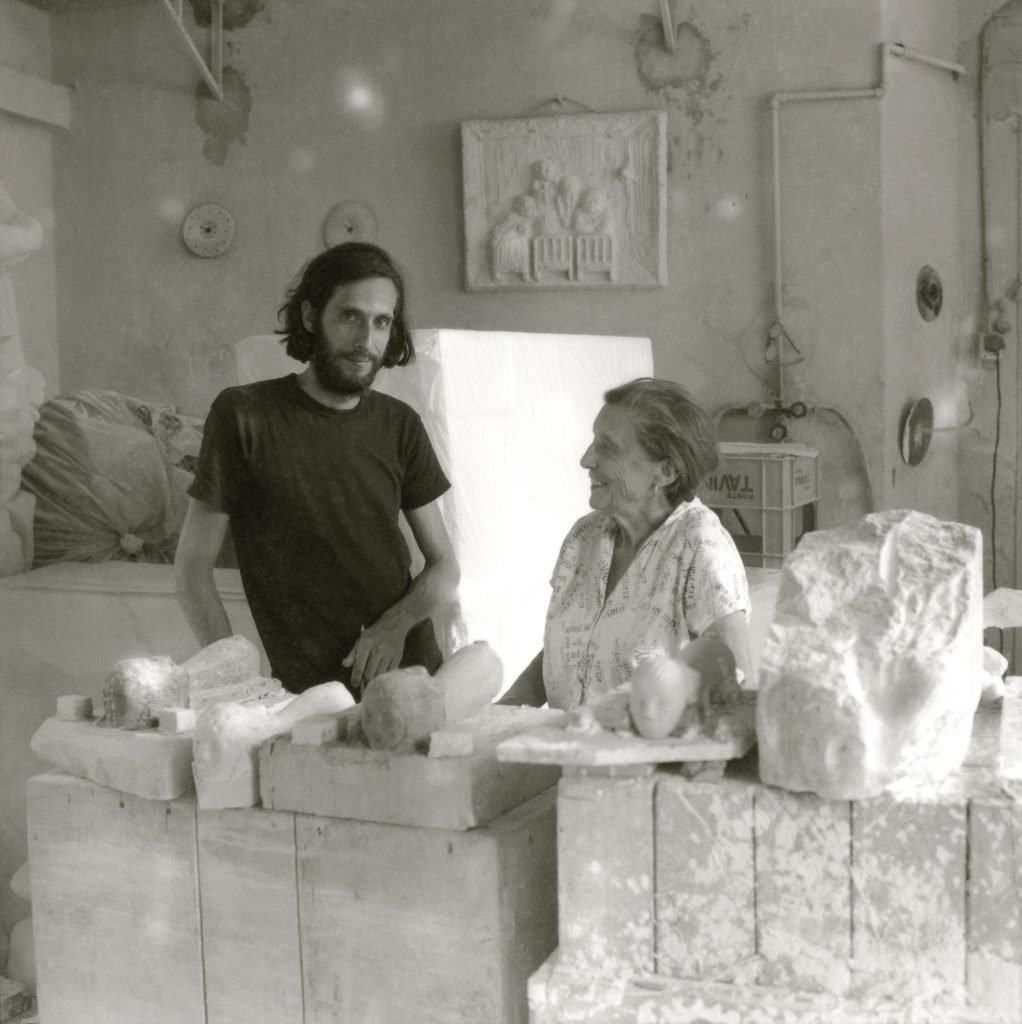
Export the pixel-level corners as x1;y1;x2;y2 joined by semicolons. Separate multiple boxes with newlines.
461;110;667;291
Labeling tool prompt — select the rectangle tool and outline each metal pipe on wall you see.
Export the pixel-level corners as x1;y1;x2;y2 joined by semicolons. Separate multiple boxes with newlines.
765;41;965;478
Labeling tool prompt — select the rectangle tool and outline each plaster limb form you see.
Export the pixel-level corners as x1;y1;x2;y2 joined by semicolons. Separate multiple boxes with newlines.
192;681;356;809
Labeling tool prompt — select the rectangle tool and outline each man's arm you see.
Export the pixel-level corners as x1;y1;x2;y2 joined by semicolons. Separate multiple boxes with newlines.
496;650;547;706
174;497;233;648
344;499;460;688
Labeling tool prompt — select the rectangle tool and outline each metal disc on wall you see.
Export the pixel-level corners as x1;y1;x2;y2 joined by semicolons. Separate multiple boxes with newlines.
899;397;934;466
323;201;378;247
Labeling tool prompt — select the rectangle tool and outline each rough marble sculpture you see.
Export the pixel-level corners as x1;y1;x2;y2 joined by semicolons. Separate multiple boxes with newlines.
757;509;983;800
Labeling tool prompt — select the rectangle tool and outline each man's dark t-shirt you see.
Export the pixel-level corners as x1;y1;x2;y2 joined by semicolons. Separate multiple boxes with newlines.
188;375;450;693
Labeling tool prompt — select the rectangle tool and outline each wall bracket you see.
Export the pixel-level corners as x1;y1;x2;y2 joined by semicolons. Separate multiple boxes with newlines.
156;0;224;101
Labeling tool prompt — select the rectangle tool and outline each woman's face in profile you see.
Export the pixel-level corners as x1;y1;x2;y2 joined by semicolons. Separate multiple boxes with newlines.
580;404;662;520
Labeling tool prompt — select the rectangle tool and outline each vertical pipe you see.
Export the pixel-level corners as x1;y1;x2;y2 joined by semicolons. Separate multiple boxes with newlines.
1014;113;1022;669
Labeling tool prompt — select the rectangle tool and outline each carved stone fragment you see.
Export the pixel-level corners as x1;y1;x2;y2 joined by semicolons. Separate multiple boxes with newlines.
757;509;983;799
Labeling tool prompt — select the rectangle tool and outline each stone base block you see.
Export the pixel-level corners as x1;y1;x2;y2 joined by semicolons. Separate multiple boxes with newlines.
29;718;194;800
261;705;562;829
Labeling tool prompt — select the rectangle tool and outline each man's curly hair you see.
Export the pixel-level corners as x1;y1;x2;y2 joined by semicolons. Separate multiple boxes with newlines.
276;242;414;366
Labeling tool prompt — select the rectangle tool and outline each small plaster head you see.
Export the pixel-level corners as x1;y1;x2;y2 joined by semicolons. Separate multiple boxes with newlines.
629;656;701;739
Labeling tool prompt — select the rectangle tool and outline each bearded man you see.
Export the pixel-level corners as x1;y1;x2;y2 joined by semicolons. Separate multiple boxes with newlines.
175;243;458;696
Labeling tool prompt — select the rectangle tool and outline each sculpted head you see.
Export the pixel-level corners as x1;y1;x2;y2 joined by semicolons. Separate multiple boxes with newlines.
629;656;701;739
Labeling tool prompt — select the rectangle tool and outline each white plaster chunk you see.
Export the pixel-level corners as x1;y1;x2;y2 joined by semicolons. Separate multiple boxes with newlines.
55;694;93;722
159;706;196;734
8;863;29;903
192;682;355;810
757;510;983;800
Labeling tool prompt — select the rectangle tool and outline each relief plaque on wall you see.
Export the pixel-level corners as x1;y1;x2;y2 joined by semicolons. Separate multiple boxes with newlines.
461;110;667;291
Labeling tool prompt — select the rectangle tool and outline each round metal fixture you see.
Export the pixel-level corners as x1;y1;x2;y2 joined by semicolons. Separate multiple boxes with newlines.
916;265;943;321
182;203;235;258
323;201;378;247
899;397;934;466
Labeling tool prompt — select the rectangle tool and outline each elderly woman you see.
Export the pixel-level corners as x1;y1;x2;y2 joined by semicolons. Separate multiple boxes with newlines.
501;377;751;710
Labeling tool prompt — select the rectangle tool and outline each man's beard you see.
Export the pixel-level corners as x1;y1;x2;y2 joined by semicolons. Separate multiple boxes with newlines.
310;338;382;397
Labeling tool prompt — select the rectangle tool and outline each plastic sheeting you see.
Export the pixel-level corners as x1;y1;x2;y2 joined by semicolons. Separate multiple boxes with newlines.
21;390;203;567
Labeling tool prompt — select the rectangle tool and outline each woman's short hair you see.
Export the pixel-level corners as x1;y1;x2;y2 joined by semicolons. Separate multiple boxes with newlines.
276;242;415;366
603;377;720;505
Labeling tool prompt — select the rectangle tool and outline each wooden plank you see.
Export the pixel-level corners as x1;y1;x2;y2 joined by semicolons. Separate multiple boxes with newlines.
261;730;559;830
655;777;755;980
487;789;560;1023
0;63;70;129
967;796;1022;1022
197;806;303;1024
27;774;203;1024
556;773;655;975
754;786;852;993
851;794;967;996
296;788;556;1024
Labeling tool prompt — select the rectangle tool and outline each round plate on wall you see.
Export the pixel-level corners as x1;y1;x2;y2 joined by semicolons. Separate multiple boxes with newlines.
899;397;934;466
182;203;235;258
323;201;378;247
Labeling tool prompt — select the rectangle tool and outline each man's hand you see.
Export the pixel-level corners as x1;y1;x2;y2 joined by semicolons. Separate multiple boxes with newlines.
342;621;409;691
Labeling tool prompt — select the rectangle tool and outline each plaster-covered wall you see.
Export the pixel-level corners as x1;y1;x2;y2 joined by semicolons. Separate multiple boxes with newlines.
956;0;1021;660
880;0;961;515
42;0;972;534
0;1;59;394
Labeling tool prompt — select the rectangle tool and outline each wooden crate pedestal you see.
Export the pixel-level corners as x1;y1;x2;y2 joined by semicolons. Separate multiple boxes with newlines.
526;694;1021;1024
28;774;557;1024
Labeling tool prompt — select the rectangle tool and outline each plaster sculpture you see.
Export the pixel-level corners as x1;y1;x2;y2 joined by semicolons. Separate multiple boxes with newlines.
757;509;983;800
463;111;667;290
192;681;356;809
628;656;701;739
98;655;190;729
98;634;264;727
360;641;503;752
0;181;45;576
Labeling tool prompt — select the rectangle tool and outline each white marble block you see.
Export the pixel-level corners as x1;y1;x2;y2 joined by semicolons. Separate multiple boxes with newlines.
757;509;983;800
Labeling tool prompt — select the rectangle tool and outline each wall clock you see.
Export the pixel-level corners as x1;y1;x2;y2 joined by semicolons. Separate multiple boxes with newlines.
182;203;235;258
323;200;377;247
